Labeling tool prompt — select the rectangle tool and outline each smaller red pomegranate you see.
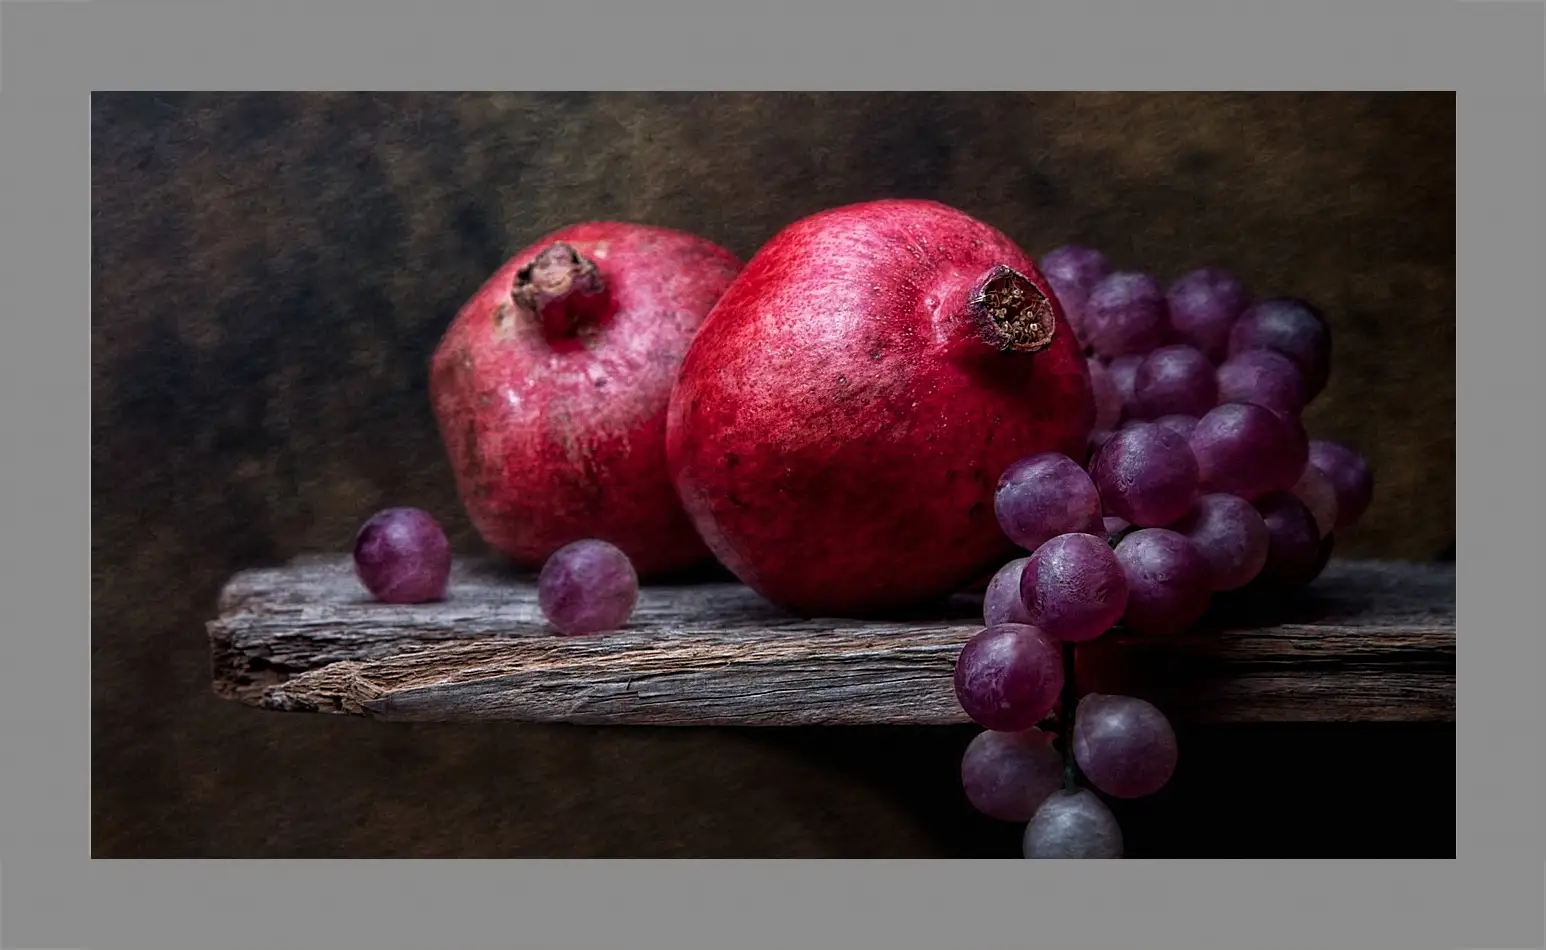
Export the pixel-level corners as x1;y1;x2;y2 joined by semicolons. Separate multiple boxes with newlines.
430;222;742;577
667;200;1094;617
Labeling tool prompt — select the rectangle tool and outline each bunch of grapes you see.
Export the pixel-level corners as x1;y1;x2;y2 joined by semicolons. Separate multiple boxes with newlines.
956;246;1375;859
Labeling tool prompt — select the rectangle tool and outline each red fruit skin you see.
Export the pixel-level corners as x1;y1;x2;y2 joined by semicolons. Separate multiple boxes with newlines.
666;200;1094;617
430;222;742;577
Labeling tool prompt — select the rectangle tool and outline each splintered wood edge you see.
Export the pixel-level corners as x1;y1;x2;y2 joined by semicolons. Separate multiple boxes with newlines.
207;556;1456;726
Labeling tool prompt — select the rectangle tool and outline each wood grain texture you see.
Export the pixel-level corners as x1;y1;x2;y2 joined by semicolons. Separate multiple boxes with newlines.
208;556;1455;726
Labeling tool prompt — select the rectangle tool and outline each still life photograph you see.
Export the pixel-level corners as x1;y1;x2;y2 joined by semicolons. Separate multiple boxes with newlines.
92;91;1456;860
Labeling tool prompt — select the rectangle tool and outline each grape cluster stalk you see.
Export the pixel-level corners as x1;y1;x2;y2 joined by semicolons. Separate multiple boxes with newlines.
961;247;1375;859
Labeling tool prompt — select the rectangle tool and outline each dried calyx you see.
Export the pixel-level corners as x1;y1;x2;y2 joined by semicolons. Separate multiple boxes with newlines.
972;265;1057;354
508;243;608;337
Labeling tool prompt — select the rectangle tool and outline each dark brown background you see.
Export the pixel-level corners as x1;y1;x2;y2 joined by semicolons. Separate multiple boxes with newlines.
92;92;1455;858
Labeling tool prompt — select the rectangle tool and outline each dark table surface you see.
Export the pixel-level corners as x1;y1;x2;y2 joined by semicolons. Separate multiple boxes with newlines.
92;92;1455;858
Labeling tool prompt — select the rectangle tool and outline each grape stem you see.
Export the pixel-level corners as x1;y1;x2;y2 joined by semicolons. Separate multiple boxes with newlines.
1060;640;1078;792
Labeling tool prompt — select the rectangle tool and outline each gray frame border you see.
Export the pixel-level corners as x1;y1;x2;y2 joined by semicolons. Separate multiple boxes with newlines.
9;0;1539;947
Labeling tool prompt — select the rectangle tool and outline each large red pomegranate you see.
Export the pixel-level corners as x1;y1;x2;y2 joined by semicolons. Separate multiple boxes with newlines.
430;222;742;577
666;200;1094;616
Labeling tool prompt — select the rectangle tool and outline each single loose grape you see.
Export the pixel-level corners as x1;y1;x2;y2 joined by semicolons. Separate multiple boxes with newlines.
1114;528;1212;636
353;507;453;604
994;452;1105;552
1165;267;1249;361
1082;271;1168;358
961;727;1065;822
1189;402;1308;500
1022;788;1124;859
1170;493;1271;591
1307;440;1374;529
1216;349;1306;419
983;557;1034;627
1072;693;1179;799
1021;532;1130;643
537;539;640;636
1131;344;1218;419
953;624;1064;732
1227;298;1332;398
1091;422;1200;527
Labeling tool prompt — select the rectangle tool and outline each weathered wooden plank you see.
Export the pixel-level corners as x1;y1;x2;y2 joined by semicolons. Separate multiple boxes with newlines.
207;556;1455;726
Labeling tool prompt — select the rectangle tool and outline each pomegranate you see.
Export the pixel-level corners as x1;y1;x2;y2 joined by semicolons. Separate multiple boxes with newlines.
666;200;1094;617
430;222;742;577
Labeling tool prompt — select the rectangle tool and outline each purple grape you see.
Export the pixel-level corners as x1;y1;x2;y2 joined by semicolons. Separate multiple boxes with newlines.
1021;533;1130;643
1086;429;1117;467
1106;354;1143;417
961;727;1065;822
1091;423;1200;528
1310;531;1336;583
953;624;1064;732
1188;402;1308;500
1131;344;1218;419
983;557;1034;627
353;507;452;604
1171;493;1271;591
537;539;640;636
1113;528;1212;636
1103;516;1132;543
1039;245;1112;338
1215;349;1306;419
1165;267;1249;360
1227;298;1332;398
1082;271;1168;358
1072;693;1179;799
995;452;1104;552
1292;463;1339;538
1154;414;1200;441
1253;492;1324;591
1308;440;1374;529
1022;789;1123;859
1087;357;1123;430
